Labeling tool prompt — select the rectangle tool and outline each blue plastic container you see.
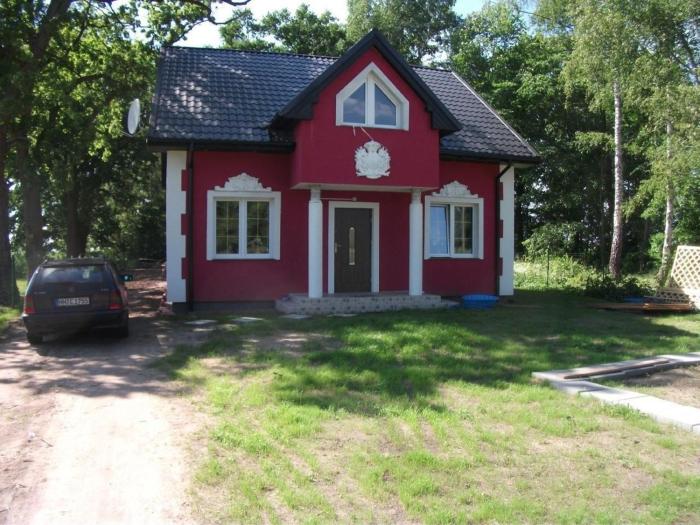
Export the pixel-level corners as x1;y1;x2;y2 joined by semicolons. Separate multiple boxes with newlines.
462;294;499;309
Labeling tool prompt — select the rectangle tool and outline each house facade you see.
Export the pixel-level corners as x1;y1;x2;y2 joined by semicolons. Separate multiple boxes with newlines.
148;30;539;310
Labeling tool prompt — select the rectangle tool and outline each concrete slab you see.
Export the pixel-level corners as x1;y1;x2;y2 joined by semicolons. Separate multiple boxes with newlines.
233;316;263;323
535;353;700;434
548;380;606;395
280;314;310;320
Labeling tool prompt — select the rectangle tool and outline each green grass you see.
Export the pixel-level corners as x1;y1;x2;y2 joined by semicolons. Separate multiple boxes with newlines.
159;291;700;524
0;306;19;332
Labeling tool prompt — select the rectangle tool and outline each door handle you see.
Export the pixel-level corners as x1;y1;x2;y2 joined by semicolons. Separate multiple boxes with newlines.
335;242;340;253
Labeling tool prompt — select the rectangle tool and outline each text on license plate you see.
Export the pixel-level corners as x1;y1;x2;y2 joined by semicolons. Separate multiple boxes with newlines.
55;297;90;307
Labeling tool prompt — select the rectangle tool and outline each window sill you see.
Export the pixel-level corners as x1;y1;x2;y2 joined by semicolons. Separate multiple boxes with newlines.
210;254;277;261
337;122;408;131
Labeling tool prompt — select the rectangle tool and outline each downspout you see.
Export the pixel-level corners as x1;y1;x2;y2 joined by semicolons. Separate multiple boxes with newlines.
495;163;512;296
187;143;195;311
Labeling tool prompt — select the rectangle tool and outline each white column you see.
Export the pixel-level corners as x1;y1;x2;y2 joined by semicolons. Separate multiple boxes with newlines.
499;165;515;296
409;189;423;296
308;187;323;298
165;150;187;303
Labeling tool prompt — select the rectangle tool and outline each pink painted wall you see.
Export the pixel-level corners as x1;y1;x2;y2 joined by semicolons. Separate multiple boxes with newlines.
291;47;441;190
423;161;500;296
190;151;309;302
188;153;499;301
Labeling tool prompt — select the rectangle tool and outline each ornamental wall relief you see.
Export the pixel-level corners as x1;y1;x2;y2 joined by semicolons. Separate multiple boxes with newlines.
355;140;390;179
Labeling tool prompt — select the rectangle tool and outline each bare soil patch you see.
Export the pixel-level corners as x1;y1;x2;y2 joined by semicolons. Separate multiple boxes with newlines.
0;271;208;525
617;365;700;408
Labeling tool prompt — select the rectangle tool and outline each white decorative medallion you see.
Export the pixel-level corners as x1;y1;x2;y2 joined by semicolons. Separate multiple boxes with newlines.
214;172;271;192
433;181;479;198
355;140;390;179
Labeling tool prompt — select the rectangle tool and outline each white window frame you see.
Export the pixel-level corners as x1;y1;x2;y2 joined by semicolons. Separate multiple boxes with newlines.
335;62;410;130
206;190;281;261
424;195;484;260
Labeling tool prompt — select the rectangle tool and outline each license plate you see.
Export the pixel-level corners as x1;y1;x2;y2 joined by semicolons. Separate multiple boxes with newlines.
55;296;90;307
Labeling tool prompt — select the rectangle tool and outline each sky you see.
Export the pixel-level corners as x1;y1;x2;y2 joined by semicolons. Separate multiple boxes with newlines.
177;0;488;48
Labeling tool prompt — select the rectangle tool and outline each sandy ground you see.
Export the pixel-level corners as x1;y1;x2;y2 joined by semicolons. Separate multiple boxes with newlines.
619;365;700;408
0;271;208;525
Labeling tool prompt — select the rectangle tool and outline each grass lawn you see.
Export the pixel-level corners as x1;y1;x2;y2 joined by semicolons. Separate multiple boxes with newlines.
0;306;19;332
159;291;700;525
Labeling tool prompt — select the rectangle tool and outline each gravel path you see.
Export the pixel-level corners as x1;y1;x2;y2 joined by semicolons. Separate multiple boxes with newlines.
0;273;206;525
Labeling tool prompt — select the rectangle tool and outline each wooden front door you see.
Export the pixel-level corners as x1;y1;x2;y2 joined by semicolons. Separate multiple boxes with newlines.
334;208;372;293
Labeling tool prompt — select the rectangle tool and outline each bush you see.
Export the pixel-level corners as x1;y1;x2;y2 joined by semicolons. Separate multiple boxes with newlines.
583;273;653;301
515;255;595;291
522;223;583;260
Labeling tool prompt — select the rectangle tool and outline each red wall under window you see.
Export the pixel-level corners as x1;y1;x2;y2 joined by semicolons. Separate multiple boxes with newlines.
291;47;441;190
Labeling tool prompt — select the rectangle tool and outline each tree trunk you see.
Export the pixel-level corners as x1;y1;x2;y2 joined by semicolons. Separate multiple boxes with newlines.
657;121;674;286
15;130;45;278
599;153;608;269
0;128;16;306
65;176;89;257
608;80;624;279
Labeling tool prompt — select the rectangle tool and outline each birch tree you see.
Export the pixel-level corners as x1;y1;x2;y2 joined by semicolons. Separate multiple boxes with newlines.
562;0;641;278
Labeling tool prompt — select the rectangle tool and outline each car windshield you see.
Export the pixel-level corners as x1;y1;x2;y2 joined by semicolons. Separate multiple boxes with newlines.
38;265;107;285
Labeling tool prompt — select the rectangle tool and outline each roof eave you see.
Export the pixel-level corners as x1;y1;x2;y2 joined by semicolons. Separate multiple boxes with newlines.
439;149;542;165
146;136;295;153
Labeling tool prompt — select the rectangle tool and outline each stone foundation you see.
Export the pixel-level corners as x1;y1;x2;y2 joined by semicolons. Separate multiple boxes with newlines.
275;292;453;315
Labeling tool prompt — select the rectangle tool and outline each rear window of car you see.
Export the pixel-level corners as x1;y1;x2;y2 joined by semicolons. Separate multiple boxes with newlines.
37;265;108;285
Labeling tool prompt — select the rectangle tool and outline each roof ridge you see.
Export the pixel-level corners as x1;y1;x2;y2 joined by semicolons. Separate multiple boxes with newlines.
168;44;339;61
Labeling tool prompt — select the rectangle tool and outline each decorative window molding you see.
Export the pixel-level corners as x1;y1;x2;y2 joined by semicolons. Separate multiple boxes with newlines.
424;181;484;260
206;173;281;261
335;62;409;130
214;172;271;192
355;140;390;179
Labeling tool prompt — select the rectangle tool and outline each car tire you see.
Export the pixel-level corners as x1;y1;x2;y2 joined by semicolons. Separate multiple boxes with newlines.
27;332;43;345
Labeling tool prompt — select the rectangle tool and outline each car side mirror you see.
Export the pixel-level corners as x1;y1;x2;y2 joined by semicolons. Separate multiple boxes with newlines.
119;274;134;282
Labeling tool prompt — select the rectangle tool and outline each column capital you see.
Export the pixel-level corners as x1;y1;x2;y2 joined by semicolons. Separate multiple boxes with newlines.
411;188;422;203
310;186;321;202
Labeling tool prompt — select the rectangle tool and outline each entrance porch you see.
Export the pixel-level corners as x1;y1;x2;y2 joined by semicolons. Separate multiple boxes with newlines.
275;292;452;315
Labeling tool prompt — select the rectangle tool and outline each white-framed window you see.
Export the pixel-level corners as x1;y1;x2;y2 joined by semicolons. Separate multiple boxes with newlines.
336;62;409;130
206;175;281;260
424;193;484;259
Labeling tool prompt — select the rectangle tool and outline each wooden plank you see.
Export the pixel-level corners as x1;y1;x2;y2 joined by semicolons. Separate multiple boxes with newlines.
591;302;694;313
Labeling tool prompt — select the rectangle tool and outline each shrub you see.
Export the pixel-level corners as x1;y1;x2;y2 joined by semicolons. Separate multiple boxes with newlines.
583;273;653;301
522;223;583;260
515;255;594;291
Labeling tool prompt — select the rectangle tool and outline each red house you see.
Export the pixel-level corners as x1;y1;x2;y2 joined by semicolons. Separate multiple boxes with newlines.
148;30;539;313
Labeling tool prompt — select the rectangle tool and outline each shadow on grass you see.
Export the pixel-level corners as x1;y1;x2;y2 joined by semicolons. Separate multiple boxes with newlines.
157;290;700;417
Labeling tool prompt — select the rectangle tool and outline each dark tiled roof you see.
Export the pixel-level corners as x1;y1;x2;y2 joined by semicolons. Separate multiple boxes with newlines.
149;46;539;162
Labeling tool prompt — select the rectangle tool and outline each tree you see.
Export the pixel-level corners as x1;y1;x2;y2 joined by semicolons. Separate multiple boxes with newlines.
347;0;460;64
559;0;643;278
0;0;250;303
220;5;349;56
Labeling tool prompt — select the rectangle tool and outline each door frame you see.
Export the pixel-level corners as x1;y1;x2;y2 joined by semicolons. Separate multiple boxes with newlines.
328;201;380;294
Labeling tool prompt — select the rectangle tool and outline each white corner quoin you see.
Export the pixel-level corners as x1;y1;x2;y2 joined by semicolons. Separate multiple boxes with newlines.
499;164;515;296
165;150;187;303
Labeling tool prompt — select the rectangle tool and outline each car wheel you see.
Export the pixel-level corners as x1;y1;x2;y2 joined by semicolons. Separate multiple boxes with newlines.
27;332;43;345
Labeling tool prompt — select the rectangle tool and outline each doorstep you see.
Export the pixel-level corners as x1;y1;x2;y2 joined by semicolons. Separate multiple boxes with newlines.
275;292;455;315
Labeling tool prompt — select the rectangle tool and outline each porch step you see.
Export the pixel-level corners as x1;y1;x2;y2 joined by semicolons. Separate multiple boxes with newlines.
275;292;452;315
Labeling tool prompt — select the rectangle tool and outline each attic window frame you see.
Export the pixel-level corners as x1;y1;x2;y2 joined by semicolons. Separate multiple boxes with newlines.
335;62;409;130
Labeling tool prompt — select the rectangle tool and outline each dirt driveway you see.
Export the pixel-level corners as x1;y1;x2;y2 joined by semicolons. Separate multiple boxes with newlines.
0;272;206;525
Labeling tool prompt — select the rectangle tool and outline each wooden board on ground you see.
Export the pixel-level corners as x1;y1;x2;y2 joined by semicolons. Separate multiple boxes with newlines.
591;302;695;313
